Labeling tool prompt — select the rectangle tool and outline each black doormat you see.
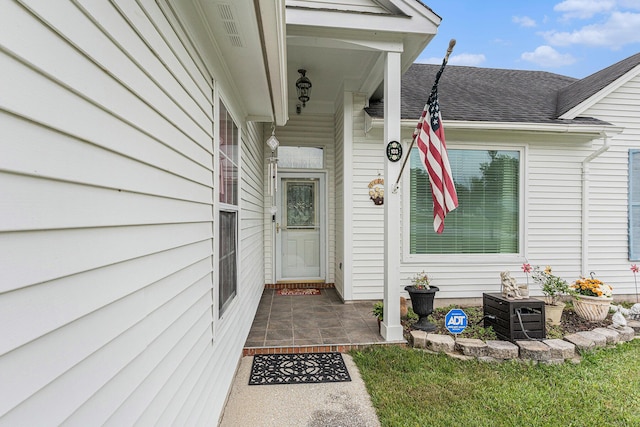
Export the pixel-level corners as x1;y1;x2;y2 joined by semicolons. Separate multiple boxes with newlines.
248;352;351;385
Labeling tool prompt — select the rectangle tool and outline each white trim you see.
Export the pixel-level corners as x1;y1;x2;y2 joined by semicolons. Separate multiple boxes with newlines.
560;64;640;120
215;94;242;326
342;91;354;300
370;118;622;135
382;51;403;341
256;0;288;125
212;82;220;328
286;35;404;53
401;142;527;264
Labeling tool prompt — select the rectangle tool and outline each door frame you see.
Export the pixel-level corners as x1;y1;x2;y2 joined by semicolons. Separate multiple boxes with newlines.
275;171;327;282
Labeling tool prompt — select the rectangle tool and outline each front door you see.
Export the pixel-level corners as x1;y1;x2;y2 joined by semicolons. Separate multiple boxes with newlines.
276;173;325;281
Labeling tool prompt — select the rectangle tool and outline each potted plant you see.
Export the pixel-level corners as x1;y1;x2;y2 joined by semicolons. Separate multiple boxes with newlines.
532;265;572;325
404;271;439;332
571;274;613;321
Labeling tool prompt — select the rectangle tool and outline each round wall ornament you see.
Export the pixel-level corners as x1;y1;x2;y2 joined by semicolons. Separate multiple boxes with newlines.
386;141;402;162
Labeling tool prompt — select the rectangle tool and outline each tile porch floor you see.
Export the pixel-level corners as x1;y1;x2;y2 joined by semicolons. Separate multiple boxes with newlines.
244;288;385;349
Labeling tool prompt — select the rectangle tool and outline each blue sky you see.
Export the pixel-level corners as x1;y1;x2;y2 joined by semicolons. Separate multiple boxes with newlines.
417;0;640;78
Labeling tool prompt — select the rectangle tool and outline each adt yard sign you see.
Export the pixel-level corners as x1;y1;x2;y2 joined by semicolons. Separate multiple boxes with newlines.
445;309;468;335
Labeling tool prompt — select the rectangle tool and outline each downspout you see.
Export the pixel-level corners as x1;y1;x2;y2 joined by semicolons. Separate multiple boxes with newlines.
581;132;610;274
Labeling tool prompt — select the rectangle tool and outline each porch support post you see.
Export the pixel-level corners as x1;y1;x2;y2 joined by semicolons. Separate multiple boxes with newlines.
381;51;403;341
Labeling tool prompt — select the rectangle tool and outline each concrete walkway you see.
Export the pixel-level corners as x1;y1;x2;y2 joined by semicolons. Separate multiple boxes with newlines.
219;354;380;427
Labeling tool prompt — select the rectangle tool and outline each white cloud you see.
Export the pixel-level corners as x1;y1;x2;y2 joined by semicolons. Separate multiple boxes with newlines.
448;53;487;66
619;0;640;10
553;0;616;19
416;53;486;67
521;45;577;67
543;11;640;48
513;16;537;27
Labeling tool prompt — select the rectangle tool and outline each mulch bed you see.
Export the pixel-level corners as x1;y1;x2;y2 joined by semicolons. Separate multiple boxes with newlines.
427;305;613;338
558;306;612;333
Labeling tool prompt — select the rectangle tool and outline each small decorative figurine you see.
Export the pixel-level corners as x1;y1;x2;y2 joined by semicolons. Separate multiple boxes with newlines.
500;271;523;300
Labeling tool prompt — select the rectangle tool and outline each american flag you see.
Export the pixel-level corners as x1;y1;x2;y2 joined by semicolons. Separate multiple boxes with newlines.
413;62;458;234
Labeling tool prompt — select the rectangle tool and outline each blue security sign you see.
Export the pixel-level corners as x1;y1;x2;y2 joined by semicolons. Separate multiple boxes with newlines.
445;309;468;335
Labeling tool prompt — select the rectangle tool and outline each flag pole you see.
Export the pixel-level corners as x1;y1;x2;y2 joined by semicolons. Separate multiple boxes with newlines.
392;38;456;194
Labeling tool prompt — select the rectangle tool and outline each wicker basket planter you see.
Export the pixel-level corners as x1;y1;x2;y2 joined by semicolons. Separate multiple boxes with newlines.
573;295;612;322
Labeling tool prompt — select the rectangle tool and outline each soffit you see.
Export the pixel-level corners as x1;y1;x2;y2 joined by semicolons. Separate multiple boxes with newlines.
166;0;286;124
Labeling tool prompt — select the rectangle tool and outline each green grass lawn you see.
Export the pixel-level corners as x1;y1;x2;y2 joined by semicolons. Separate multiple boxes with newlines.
351;340;640;427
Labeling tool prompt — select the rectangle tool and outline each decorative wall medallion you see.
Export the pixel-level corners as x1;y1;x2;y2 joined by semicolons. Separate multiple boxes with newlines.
386;141;402;162
368;177;384;205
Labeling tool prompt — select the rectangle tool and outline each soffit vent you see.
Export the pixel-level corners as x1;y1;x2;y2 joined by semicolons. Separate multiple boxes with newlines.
217;3;243;48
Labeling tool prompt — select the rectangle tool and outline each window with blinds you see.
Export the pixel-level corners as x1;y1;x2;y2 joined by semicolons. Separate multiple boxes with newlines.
409;148;520;254
629;149;640;260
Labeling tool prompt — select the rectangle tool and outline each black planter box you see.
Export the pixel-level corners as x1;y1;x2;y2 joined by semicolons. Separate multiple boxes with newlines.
483;293;545;341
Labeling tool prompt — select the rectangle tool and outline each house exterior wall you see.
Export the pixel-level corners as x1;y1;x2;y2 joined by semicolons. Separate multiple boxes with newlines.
0;0;263;424
581;73;640;296
349;103;604;301
349;97;386;300
263;114;336;286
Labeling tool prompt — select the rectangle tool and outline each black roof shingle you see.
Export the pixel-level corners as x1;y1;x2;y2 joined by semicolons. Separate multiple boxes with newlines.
557;52;640;117
366;54;640;126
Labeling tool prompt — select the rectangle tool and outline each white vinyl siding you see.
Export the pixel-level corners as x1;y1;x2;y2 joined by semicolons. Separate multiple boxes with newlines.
0;0;264;424
351;98;596;300
580;73;640;295
263;114;336;285
351;106;385;300
419;138;587;300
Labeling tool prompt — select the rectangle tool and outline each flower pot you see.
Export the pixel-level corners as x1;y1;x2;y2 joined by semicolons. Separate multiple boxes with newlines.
404;285;439;332
544;303;564;326
573;295;612;322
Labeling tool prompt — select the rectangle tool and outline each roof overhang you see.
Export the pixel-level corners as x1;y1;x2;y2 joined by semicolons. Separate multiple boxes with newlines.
164;0;288;125
560;63;640;120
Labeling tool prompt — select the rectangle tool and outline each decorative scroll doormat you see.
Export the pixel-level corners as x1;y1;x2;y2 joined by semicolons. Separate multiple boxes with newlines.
276;288;321;296
248;353;351;385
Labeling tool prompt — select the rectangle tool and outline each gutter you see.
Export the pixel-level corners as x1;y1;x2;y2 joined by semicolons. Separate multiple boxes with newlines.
368;118;618;134
581;132;611;276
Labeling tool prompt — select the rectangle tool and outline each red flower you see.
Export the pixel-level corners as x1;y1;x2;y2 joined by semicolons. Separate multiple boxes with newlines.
632;264;640;274
521;263;532;273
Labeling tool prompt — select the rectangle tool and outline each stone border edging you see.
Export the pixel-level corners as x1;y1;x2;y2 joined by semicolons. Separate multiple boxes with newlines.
410;320;640;364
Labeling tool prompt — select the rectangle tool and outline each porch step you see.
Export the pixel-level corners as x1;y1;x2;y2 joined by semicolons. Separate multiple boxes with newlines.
243;341;406;357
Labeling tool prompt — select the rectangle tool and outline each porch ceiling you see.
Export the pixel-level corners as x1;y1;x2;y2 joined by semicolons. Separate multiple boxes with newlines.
285;1;441;115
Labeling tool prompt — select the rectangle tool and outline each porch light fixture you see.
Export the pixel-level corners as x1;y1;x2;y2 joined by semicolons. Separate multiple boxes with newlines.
295;69;312;108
